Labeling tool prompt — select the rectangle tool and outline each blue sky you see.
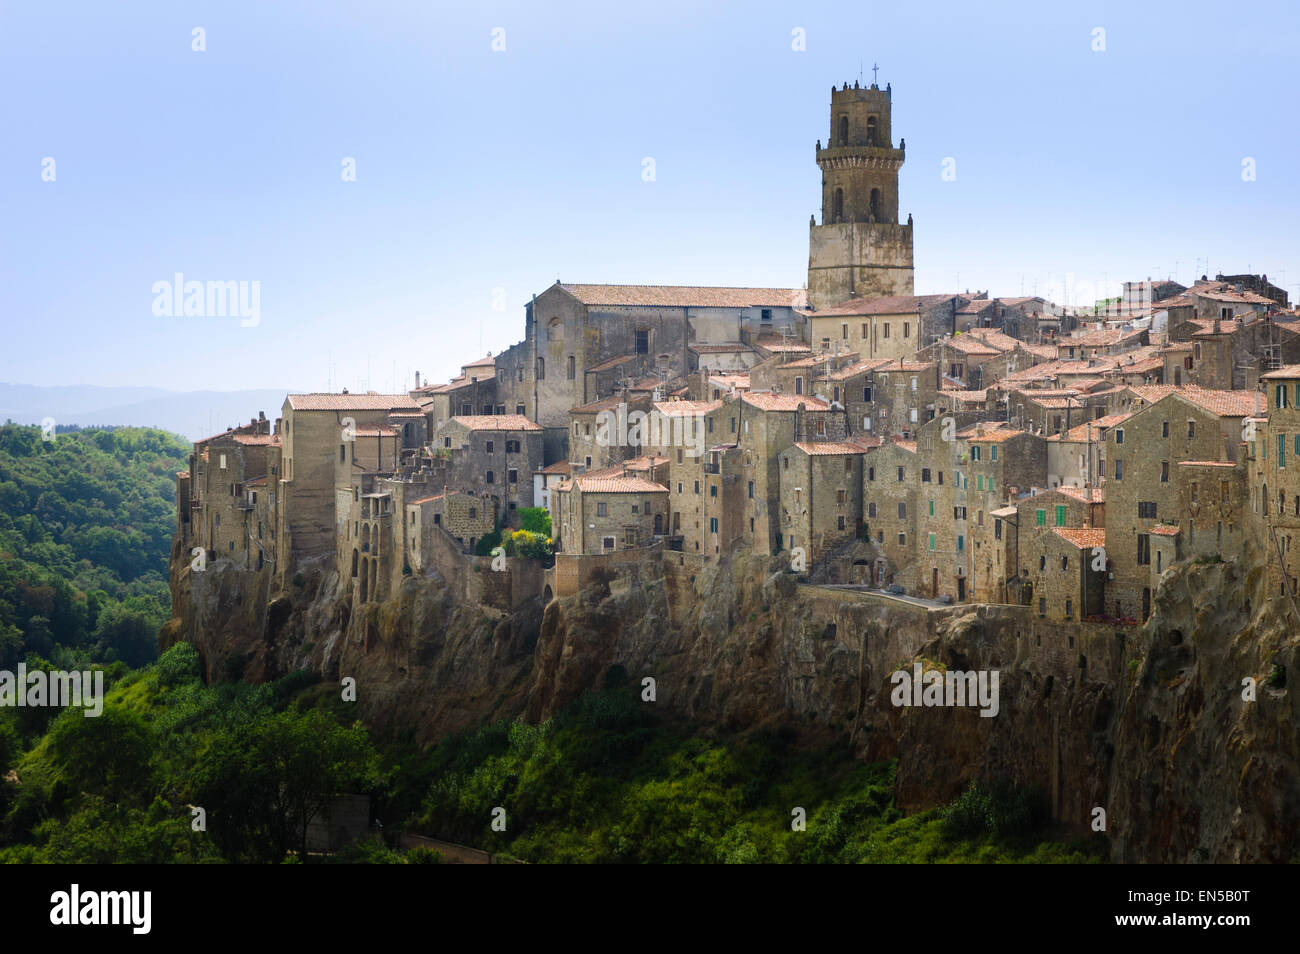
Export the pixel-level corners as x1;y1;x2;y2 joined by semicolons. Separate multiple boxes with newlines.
3;0;1298;393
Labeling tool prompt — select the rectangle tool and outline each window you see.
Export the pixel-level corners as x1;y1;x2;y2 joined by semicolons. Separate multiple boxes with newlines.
868;466;875;481
929;533;935;551
898;532;906;545
861;323;868;339
635;330;649;354
1160;461;1169;482
710;517;719;533
694;481;700;494
795;377;803;395
1039;555;1046;570
486;440;494;453
991;446;997;461
1138;501;1157;518
1065;599;1073;618
506;439;520;453
977;475;984;490
486;470;494;484
957;535;964;551
868;502;877;518
710;485;717;498
972;447;981;462
1137;533;1151;565
1278;385;1289;409
898;502;906;519
747;481;754;498
516;404;526;415
596;502;607;517
863;386;873;402
995;519;1002;541
1187;420;1195;438
1039;598;1046;617
508;469;518;484
838;114;848;144
922;467;931;482
1280;434;1288;468
1115;429;1124;444
761;309;771;322
842;322;849;340
1055;505;1066;526
468;507;477;519
837;515;846;530
1061;555;1069;570
904;322;910;338
897;466;904;482
1114;459;1123;480
567;355;575;379
929;500;935;516
910;376;918;392
535;357;544;379
883;323;890;339
1036;508;1046;526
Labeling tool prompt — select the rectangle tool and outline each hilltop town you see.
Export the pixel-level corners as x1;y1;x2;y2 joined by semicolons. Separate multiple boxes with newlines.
176;78;1300;634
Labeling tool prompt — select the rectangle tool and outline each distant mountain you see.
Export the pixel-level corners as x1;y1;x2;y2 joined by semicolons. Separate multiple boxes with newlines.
0;383;295;442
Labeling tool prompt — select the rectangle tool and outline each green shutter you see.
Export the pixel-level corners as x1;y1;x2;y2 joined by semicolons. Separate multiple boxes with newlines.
1036;509;1045;526
1056;505;1066;526
991;446;998;461
929;533;935;551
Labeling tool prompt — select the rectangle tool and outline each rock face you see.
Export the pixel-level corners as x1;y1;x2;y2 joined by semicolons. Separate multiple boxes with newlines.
165;534;1299;862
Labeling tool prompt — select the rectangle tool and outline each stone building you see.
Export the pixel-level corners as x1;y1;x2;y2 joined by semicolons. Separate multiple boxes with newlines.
1028;528;1106;622
805;294;961;360
277;392;423;577
567;393;652;472
405;490;497;572
862;438;919;589
549;470;669;554
180;416;278;573
779;441;866;567
432;414;545;517
1046;413;1129;489
868;359;938;437
1251;366;1300;600
806;80;914;309
738;392;833;555
1103;389;1262;620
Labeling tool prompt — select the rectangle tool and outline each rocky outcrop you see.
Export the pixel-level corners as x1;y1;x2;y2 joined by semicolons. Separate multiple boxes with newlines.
165;533;1299;862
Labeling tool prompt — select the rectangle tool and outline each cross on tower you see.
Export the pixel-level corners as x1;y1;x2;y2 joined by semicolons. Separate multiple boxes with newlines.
872;62;879;85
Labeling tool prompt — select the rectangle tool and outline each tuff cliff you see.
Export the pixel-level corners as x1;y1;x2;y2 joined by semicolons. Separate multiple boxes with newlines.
162;537;1299;863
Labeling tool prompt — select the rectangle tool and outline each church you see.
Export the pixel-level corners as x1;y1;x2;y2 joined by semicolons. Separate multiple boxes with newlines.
478;78;924;462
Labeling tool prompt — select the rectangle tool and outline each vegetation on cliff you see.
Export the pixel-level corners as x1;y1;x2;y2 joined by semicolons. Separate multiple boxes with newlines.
1;644;1103;864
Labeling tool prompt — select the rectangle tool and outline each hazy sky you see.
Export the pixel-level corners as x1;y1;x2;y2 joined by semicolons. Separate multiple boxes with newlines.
3;0;1298;394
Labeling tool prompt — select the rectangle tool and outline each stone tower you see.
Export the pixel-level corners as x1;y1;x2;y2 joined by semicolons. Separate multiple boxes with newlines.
807;80;915;310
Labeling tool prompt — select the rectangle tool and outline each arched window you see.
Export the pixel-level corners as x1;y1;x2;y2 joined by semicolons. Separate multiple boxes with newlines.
869;188;882;222
547;317;564;340
866;116;877;146
838;115;848;145
833;188;844;223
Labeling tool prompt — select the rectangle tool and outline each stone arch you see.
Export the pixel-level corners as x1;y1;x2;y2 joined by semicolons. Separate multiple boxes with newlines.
547;317;564;340
869;188;882;222
833;188;844;223
866;115;877;146
838;114;848;145
542;584;553;604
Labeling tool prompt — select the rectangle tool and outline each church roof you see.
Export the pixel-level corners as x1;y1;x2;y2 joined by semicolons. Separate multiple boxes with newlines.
557;283;806;309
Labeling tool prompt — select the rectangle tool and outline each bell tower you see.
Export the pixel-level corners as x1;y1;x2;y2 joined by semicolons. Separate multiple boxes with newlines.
807;78;915;310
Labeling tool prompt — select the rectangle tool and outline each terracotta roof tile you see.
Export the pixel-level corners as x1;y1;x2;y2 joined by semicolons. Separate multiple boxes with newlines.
287;393;421;412
1053;527;1106;548
741;392;831;412
449;414;543;431
790;441;868;455
559;283;805;309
